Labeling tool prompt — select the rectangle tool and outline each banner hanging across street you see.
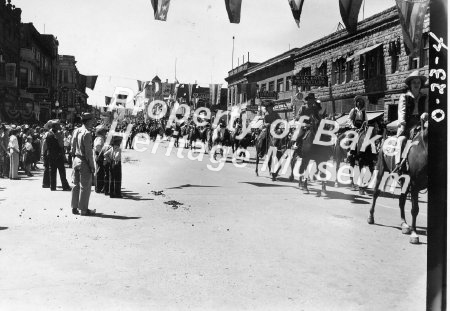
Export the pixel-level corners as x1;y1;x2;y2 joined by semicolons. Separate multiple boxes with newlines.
339;0;363;33
395;0;430;58
288;0;305;27
225;0;242;24
151;0;171;21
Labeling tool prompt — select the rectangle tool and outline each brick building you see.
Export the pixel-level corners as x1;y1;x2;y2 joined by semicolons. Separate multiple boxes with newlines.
293;5;429;123
19;23;58;122
57;55;89;123
0;0;21;121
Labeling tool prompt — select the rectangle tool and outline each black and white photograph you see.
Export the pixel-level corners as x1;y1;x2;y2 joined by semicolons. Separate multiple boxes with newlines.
0;0;447;310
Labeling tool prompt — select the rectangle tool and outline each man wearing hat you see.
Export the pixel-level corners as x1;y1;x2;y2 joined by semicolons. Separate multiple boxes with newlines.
71;113;97;216
294;92;322;154
395;70;428;172
45;120;71;191
347;95;367;130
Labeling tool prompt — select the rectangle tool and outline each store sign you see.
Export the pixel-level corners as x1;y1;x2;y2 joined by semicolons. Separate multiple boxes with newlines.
258;90;278;100
247;105;259;112
293;75;328;86
273;102;293;113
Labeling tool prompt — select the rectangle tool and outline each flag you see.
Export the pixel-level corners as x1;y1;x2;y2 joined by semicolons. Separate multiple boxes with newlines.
151;0;171;21
84;75;98;90
225;0;242;24
339;0;363;33
288;0;305;27
395;0;429;58
105;96;112;106
188;84;194;103
210;84;222;107
137;80;149;92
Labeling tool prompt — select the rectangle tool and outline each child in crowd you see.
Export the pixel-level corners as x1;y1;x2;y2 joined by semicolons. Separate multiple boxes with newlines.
103;136;122;198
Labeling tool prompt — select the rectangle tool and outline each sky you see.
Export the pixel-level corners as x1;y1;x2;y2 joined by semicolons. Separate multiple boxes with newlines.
14;0;395;105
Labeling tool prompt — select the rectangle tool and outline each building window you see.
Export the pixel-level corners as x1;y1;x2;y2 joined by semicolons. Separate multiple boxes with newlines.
332;58;346;84
286;76;292;91
268;81;275;91
346;60;354;82
64;70;69;83
359;46;384;80
29;70;34;83
277;78;284;92
421;33;429;67
260;83;267;92
316;61;327;77
59;70;62;83
20;68;28;89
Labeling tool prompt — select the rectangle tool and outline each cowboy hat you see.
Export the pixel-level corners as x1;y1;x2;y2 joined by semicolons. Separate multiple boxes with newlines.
44;119;61;130
304;93;317;101
354;95;366;105
404;70;427;86
95;124;108;135
81;112;94;121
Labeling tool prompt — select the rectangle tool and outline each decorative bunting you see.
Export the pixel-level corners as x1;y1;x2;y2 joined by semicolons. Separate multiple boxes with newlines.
395;0;429;58
151;0;171;21
225;0;242;24
339;0;363;33
288;0;305;28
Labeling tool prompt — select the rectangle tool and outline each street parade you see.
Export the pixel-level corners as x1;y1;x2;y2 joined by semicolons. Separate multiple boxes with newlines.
0;0;447;310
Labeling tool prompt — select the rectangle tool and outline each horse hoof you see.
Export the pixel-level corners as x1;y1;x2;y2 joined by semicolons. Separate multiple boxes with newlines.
409;235;420;244
367;216;374;224
359;189;365;195
401;222;411;234
317;191;321;197
289;176;294;182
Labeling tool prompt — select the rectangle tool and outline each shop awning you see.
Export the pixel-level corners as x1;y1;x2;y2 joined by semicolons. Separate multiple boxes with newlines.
346;43;383;62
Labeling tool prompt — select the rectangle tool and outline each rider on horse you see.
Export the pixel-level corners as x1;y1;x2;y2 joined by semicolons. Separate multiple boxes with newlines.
394;70;428;173
257;101;281;157
294;92;322;155
347;95;367;130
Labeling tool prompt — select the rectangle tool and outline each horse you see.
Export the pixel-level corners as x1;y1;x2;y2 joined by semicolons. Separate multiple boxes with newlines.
367;121;427;244
186;123;200;149
333;121;384;194
211;125;232;160
197;125;212;153
231;124;252;157
254;123;291;181
289;116;334;196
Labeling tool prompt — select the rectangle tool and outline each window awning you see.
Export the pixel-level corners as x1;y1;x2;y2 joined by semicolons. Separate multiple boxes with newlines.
346;43;383;62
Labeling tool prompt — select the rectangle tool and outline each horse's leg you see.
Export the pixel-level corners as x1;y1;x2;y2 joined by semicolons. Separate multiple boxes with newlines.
289;151;297;182
399;185;412;234
255;153;259;176
367;169;384;224
409;188;420;244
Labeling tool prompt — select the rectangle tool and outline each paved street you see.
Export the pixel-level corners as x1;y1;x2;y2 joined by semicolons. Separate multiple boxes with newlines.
0;138;427;311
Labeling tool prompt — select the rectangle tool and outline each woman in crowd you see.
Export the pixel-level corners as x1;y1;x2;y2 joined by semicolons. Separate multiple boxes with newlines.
94;125;108;193
0;124;8;178
8;128;20;180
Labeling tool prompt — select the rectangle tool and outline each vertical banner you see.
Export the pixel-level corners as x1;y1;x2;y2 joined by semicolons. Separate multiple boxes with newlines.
395;0;430;57
288;0;305;28
210;84;222;107
225;0;242;24
188;84;194;103
339;0;363;33
151;0;171;21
